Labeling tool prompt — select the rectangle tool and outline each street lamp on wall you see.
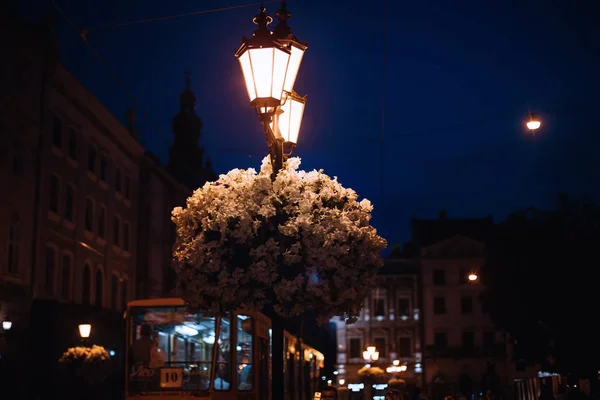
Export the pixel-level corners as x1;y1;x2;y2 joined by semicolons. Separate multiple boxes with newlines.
526;113;541;131
363;346;379;362
78;323;91;339
236;3;308;178
2;319;12;331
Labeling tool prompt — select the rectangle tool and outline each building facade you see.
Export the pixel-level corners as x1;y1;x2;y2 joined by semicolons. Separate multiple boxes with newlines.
415;214;511;398
38;64;144;309
334;260;423;391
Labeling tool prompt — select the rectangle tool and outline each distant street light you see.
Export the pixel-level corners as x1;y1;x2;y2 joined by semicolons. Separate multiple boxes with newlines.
235;3;308;177
526;113;541;131
363;345;379;362
78;323;92;339
2;319;12;331
468;273;478;282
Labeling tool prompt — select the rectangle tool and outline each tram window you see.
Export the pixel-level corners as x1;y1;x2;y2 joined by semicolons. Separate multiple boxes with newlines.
214;316;231;391
128;306;216;393
237;314;253;390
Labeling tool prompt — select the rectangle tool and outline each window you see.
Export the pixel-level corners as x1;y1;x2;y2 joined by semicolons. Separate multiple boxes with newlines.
68;128;77;160
8;223;20;274
483;332;495;348
98;206;106;239
82;263;92;304
113;216;120;246
374;298;385;317
12;151;24;175
462;331;475;351
125;176;131;199
85;198;94;232
434;332;447;349
111;274;118;309
99;156;107;181
115;168;122;192
123;222;130;251
374;337;386;357
88;144;97;173
45;246;56;295
52;114;62;148
121;278;128;310
433;269;446;285
237;315;253;390
61;254;71;300
65;184;75;222
49;174;60;213
459;268;466;284
349;338;361;359
95;268;103;307
433;297;446;314
397;337;412;357
461;296;473;314
215;316;231;391
397;298;410;317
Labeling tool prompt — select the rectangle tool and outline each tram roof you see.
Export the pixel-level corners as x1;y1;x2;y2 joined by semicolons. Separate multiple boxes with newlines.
127;298;186;308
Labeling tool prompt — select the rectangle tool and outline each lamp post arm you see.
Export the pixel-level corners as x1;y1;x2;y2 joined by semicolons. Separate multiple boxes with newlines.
260;115;285;180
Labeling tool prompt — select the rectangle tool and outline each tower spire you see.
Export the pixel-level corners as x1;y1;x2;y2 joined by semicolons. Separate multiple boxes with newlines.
180;68;196;113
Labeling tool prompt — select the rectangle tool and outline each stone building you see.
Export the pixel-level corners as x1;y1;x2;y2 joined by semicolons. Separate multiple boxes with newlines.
333;259;423;392
415;213;511;397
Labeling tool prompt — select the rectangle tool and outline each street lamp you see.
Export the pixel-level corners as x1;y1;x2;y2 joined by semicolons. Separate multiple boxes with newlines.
526;113;541;131
78;323;91;339
468;273;478;282
363;345;379;362
236;3;308;178
2;319;12;331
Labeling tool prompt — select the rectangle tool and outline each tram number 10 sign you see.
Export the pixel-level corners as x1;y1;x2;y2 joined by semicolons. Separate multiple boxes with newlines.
160;368;183;388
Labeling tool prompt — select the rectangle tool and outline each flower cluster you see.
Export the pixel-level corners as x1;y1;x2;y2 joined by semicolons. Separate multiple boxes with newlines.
358;366;386;382
59;345;110;365
172;157;387;323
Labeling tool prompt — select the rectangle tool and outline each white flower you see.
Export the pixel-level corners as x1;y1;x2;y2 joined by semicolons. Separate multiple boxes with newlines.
172;156;387;322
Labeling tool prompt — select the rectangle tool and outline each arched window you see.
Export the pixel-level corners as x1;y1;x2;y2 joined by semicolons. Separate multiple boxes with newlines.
49;174;60;213
45;245;57;295
113;216;121;246
111;274;119;309
85;198;94;232
64;184;75;222
7;222;20;274
95;268;104;307
97;205;107;239
88;144;97;173
82;263;92;304
61;253;72;300
123;221;130;251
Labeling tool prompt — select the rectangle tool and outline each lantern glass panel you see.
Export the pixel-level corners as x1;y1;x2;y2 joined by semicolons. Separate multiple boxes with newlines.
238;51;256;101
283;43;305;93
278;95;305;144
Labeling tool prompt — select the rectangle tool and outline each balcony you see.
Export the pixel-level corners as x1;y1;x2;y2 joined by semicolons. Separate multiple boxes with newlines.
424;344;506;359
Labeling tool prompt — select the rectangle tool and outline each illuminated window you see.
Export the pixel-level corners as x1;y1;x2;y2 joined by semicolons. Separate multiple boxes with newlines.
237;315;253;390
215;316;231;391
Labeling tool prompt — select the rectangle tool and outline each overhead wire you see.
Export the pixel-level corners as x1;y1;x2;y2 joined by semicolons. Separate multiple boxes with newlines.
52;0;173;147
52;0;278;151
86;1;279;32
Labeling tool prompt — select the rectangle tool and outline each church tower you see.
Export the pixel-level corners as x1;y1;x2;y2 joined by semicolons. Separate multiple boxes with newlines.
166;70;216;189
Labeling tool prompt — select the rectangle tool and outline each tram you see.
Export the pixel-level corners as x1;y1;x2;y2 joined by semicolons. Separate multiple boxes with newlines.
125;298;324;400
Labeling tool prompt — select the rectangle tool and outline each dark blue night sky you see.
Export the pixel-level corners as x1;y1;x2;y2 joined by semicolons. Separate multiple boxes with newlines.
20;0;600;247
